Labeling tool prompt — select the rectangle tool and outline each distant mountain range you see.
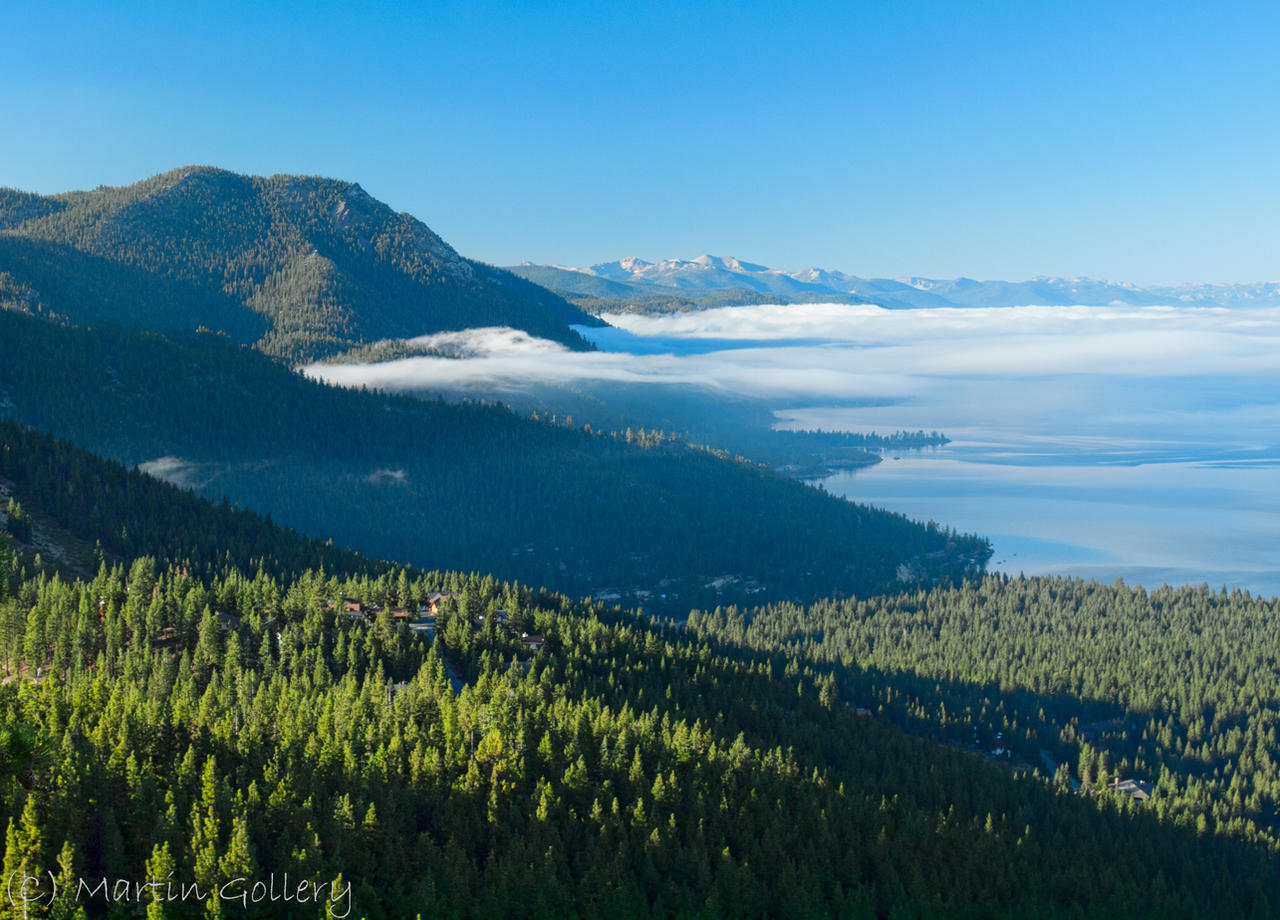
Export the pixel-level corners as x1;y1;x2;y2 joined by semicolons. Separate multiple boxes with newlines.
0;166;602;360
509;255;1280;310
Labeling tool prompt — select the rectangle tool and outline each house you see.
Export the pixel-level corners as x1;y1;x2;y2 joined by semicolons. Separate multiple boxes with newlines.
214;611;241;631
409;621;436;637
343;599;363;614
1111;778;1153;801
520;633;547;652
390;607;411;621
423;592;451;615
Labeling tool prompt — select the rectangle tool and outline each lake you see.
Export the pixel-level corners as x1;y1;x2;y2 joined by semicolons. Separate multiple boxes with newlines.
789;406;1280;598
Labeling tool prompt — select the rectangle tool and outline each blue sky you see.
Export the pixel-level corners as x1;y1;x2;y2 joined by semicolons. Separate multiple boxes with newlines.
3;0;1278;282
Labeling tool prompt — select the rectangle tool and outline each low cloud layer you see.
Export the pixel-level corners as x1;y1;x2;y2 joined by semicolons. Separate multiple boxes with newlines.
365;467;408;484
300;305;1280;593
308;324;919;399
305;303;1280;412
600;303;1280;378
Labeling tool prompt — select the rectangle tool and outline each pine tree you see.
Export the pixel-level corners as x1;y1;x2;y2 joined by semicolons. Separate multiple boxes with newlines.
144;841;177;920
1;797;43;920
48;841;87;920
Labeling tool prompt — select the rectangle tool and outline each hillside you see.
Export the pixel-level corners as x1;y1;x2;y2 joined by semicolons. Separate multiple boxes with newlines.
1;464;1278;916
0;167;602;360
0;418;386;583
0;310;987;608
691;574;1280;850
509;261;655;299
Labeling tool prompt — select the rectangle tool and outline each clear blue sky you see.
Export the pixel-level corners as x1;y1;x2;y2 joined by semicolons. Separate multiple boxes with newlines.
3;0;1277;283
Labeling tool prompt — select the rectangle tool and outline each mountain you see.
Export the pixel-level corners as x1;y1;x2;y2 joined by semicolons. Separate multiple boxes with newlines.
0;308;987;608
509;262;655;299
0;167;603;360
555;254;838;296
509;255;1280;310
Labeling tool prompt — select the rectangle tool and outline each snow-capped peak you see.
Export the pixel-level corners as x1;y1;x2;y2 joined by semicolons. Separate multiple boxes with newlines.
524;255;1280;310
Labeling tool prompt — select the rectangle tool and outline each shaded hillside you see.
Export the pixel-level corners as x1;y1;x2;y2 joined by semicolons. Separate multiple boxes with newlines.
0;418;385;582
0;310;988;608
0;167;602;360
691;574;1280;849
0;235;268;341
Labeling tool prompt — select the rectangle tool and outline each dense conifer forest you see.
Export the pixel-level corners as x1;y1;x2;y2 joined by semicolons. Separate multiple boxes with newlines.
2;517;1279;917
0;424;1276;916
689;578;1280;851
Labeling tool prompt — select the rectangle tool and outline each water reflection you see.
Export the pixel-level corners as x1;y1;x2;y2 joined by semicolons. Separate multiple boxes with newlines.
807;419;1280;598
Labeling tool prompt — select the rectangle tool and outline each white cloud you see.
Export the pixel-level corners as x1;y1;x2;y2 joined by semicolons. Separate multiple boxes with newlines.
138;456;202;488
305;304;1280;403
305;336;916;400
301;304;1280;451
405;327;566;356
366;468;408;484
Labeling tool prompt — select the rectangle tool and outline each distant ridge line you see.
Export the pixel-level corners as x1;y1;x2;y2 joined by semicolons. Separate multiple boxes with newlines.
508;256;1280;310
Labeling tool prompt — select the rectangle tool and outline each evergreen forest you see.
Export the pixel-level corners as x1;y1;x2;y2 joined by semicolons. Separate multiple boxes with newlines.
2;476;1279;917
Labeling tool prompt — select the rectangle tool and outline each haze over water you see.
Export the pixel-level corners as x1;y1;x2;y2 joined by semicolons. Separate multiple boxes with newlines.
310;301;1280;598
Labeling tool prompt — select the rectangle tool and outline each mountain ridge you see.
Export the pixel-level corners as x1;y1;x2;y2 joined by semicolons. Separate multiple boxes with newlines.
510;255;1280;310
0;166;603;360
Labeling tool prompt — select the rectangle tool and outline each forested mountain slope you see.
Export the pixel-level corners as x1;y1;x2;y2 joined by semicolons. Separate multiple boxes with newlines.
690;575;1280;849
0;391;1274;916
0;167;601;360
0;313;986;607
1;488;1277;916
0;419;385;582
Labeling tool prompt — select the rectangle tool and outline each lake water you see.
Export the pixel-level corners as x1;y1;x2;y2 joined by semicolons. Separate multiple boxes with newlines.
791;405;1280;598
